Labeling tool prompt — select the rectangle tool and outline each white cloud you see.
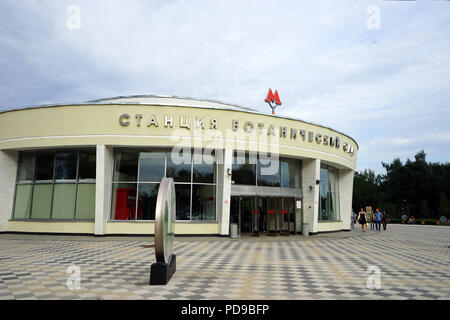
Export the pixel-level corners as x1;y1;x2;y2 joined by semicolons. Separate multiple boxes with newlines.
0;0;449;173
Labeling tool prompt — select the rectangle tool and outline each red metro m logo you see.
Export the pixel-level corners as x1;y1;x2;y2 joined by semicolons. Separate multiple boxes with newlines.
265;89;282;115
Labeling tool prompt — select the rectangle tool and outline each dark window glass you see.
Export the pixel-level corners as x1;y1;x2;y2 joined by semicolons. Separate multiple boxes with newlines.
281;161;290;188
320;167;330;192
55;152;77;180
78;151;96;181
137;183;159;220
193;153;215;183
257;156;280;187
112;183;137;220
35;152;55;181
232;153;256;185
139;152;165;182
191;185;215;221
175;184;191;220
17;152;35;182
167;151;191;182
114;151;138;181
281;158;301;188
319;166;340;221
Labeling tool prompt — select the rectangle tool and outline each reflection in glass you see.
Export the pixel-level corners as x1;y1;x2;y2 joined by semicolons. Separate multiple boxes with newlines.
167;151;191;182
232;153;256;185
78;151;96;181
139;152;165;182
138;183;159;220
257;156;280;187
112;183;137;220
319;166;340;221
31;184;53;219
55;152;77;180
175;184;191;220
17;152;35;182
192;185;215;220
281;158;301;188
193;160;215;183
52;184;76;219
13;184;33;219
114;151;138;181
75;184;96;220
35;152;55;181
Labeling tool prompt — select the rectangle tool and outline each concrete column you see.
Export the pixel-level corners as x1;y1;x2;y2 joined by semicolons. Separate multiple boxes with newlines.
339;169;354;231
0;150;18;231
95;145;114;235
301;159;320;234
217;148;232;235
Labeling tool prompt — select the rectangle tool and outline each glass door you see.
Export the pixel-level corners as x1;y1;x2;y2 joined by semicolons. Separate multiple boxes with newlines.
258;197;268;234
267;197;279;236
240;197;253;234
280;198;296;235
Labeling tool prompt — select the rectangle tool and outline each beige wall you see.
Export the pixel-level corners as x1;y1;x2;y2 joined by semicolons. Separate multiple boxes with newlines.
0;104;357;170
0;150;18;231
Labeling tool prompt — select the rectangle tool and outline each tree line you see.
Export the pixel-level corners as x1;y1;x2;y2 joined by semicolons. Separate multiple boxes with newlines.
352;151;450;219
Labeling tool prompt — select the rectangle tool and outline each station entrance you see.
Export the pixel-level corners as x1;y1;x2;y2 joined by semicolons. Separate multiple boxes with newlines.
230;196;297;236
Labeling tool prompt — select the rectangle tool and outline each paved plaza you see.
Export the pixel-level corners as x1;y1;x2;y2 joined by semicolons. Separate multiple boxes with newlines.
0;224;449;300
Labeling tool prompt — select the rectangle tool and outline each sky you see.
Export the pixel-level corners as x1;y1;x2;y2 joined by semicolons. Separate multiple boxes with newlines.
0;0;449;173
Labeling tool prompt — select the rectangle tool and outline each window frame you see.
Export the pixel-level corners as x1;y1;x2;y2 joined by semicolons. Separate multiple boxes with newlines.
318;164;340;222
111;148;218;222
11;149;96;221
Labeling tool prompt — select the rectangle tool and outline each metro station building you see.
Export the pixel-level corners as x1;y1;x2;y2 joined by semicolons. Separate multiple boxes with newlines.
0;95;358;236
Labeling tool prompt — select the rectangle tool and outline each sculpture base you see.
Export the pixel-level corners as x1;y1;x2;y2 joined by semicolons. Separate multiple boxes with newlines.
149;254;176;285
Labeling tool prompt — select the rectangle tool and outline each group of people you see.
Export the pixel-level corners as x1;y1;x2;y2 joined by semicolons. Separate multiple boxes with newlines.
351;208;388;232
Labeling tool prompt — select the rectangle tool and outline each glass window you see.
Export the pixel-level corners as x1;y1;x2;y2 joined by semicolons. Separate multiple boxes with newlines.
319;165;340;221
30;184;53;219
13;150;96;221
111;149;217;222
112;183;137;220
55;152;77;180
17;152;35;182
51;184;76;219
175;184;191;220
13;184;33;219
75;184;96;220
137;183;159;220
257;155;280;187
139;152;165;182
232;152;256;185
78;151;96;181
281;158;301;188
193;154;215;184
114;151;138;181
167;151;191;182
35;152;55;181
191;185;215;221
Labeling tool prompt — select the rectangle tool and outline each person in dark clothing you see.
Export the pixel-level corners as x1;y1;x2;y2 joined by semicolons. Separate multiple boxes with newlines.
259;207;265;233
382;211;388;230
358;208;367;232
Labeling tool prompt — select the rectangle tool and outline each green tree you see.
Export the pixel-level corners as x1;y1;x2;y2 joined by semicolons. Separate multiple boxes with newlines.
353;150;450;219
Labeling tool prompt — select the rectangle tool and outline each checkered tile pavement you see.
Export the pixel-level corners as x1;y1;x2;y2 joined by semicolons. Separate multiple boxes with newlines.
0;224;449;300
